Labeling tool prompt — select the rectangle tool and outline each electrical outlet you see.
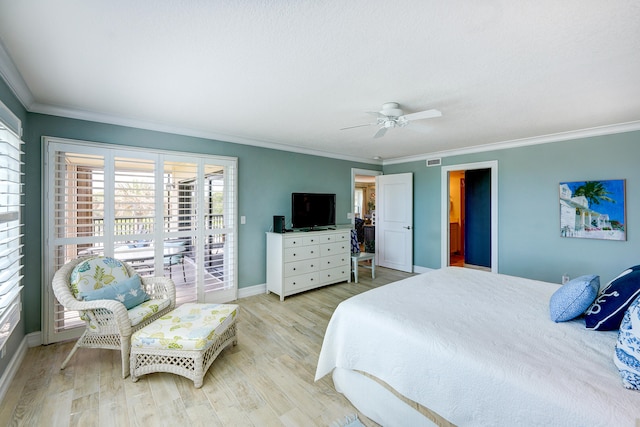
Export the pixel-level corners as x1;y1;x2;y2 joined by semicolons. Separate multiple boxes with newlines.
347;212;354;219
240;216;246;224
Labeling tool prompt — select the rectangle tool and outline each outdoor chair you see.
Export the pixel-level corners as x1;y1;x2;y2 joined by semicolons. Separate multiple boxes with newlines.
164;240;187;282
52;256;176;378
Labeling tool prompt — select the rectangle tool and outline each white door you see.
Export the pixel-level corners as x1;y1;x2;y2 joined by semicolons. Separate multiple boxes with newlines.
376;173;413;272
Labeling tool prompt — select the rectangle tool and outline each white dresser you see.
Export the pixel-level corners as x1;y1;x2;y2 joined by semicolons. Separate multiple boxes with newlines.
266;229;351;301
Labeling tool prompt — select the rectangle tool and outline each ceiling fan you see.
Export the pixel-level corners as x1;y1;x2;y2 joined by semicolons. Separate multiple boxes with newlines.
341;102;442;138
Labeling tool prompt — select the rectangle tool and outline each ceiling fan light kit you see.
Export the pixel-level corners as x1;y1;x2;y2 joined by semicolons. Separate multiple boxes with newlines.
379;102;404;118
342;101;441;138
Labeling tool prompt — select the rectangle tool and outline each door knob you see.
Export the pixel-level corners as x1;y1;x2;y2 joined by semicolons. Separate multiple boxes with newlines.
403;225;412;230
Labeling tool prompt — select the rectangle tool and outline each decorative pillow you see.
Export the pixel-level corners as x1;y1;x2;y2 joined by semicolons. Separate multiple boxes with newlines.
69;256;130;297
549;275;600;322
585;265;640;331
613;294;640;390
79;274;149;310
350;229;360;254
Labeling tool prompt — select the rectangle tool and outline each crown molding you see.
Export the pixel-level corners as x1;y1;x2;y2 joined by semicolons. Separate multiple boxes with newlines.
30;101;381;165
382;120;640;165
0;40;35;109
0;42;379;165
2;41;636;167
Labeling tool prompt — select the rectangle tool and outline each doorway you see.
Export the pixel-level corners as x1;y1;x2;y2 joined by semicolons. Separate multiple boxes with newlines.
449;170;465;266
351;168;381;253
441;161;498;273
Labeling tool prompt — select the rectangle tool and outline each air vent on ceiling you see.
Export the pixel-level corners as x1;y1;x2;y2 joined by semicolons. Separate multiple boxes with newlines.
426;158;441;167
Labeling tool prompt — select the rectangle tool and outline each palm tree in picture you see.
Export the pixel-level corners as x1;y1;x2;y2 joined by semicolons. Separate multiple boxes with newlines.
573;181;615;208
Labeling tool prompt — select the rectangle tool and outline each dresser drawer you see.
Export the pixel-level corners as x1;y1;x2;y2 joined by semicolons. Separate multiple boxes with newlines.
303;235;322;245
284;272;319;292
333;231;350;242
284;245;319;262
320;254;349;270
284;259;319;277
320;241;349;257
283;236;306;248
319;265;349;283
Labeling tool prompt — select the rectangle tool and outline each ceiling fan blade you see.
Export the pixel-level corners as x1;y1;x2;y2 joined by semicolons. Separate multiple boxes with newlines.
373;127;387;139
340;123;374;130
400;109;442;121
404;122;432;133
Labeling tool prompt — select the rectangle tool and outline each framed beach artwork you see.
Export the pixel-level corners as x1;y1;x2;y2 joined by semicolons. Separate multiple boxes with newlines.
559;179;626;241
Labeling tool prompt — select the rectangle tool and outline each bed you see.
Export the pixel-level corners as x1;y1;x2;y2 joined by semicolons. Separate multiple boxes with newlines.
315;267;640;426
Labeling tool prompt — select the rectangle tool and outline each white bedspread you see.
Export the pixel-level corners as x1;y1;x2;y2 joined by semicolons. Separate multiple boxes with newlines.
315;267;640;426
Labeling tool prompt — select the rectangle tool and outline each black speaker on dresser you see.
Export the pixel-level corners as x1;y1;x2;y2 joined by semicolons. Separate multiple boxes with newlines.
273;215;285;233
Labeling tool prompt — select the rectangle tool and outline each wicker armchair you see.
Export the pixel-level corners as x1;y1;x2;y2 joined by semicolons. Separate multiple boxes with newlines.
52;256;176;378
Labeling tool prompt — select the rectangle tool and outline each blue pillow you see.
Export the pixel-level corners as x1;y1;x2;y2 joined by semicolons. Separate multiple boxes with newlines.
549;275;600;322
613;294;640;390
79;274;149;310
585;266;640;331
350;229;360;254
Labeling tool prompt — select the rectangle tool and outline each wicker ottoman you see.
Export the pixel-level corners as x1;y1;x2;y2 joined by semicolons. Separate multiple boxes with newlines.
130;303;238;388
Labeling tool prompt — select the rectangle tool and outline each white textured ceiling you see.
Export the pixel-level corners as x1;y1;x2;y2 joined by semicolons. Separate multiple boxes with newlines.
1;1;639;163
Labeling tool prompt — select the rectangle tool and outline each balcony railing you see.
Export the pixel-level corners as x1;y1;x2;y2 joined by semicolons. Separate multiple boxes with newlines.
92;215;225;236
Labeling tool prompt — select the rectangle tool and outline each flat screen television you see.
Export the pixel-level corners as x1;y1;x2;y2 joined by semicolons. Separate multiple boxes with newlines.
291;193;336;230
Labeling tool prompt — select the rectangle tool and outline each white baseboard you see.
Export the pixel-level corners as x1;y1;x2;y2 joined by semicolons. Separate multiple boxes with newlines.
413;265;434;274
0;335;28;404
26;331;42;347
238;283;266;299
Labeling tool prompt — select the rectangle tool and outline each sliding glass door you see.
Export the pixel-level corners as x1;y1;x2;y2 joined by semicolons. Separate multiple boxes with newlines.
43;137;237;344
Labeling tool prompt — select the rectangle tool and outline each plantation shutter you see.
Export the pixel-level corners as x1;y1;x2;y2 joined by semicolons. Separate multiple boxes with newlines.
51;150;106;335
0;119;24;350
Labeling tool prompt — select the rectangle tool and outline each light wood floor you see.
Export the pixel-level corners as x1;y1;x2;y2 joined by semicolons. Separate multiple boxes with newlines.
1;266;413;427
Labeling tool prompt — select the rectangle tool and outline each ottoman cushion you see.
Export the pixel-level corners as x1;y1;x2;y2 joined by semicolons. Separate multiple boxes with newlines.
132;303;238;351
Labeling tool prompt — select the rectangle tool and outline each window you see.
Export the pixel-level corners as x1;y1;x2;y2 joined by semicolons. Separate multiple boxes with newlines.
0;108;24;350
43;137;237;344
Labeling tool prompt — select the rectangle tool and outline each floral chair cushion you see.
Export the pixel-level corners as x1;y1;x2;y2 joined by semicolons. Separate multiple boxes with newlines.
70;256;130;298
128;298;173;327
132;303;238;351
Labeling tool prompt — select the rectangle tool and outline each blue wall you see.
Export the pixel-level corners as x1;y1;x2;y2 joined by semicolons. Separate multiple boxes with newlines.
384;132;640;284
